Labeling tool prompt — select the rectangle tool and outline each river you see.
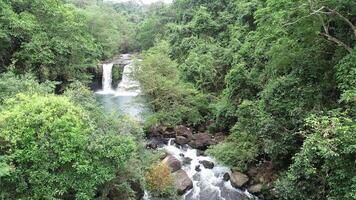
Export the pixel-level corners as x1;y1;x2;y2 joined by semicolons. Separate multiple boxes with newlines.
95;54;257;200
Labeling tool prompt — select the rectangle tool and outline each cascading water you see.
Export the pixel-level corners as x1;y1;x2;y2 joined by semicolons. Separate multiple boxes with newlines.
116;62;141;96
101;63;114;93
97;54;257;200
96;54;145;121
162;139;257;200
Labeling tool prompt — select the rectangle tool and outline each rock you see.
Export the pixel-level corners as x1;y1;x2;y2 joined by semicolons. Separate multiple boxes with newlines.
146;142;157;149
162;155;182;172
223;173;230;181
147;126;160;138
175;136;189;145
199;160;214;169
230;172;249;188
247;166;258;178
162;130;175;138
248;184;263;194
195;165;201;172
183;157;192;165
196;150;206;156
188;141;196;148
147;126;175;138
175;125;193;140
194;132;213;150
173;169;193;195
212;132;226;144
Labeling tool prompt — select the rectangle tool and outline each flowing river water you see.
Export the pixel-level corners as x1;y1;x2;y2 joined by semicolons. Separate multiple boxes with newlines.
95;54;257;200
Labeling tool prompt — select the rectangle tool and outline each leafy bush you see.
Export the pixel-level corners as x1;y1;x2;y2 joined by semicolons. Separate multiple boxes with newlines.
275;111;356;200
0;72;55;104
145;162;177;198
135;41;211;127
0;94;136;199
208;100;260;171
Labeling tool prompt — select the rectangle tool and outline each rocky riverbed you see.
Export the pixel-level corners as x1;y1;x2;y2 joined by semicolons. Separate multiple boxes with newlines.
145;125;269;200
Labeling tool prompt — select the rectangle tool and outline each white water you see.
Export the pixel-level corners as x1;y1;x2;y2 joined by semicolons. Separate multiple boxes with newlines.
96;54;257;200
101;63;114;93
96;54;141;96
95;54;145;121
162;139;257;200
116;62;141;96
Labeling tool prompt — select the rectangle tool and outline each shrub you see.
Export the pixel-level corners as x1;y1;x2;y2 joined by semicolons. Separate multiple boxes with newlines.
275;111;356;200
145;162;177;198
0;71;55;104
135;41;211;127
0;94;136;199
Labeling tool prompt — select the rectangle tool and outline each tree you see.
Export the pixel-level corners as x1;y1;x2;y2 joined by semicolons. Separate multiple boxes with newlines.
0;94;136;199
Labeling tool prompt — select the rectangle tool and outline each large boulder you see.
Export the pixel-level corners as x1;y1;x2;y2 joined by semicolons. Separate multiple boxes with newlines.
162;155;181;172
173;169;193;195
175;136;189;145
147;126;175;139
194;132;213;150
230;172;249;188
199;160;214;169
175;125;193;140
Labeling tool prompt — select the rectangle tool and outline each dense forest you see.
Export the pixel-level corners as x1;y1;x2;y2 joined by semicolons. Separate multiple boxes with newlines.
0;0;355;200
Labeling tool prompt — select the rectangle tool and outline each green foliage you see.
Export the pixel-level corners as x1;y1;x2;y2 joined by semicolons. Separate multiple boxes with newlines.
136;0;355;198
275;111;356;200
135;41;211;127
0;71;55;104
0;0;100;88
136;2;174;50
81;4;138;57
145;163;178;199
0;94;136;199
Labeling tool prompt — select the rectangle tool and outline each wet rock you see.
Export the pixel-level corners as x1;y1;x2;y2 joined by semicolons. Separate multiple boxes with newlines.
223;173;230;181
196;149;206;157
147;126;160;138
248;184;263;194
173;169;193;195
230;172;249;188
147;126;175;138
146;142;157;149
175;125;193;140
175;136;189;145
194;132;213;150
188;141;196;148
162;128;175;138
199;160;214;169
195;165;201;172
162;155;181;172
183;157;192;165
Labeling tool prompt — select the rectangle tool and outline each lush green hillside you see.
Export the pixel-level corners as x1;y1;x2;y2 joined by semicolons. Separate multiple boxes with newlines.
0;0;355;199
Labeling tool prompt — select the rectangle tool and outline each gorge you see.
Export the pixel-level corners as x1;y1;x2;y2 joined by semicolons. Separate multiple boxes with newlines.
96;54;258;200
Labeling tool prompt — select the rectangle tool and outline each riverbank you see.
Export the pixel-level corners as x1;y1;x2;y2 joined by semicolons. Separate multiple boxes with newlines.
145;125;274;199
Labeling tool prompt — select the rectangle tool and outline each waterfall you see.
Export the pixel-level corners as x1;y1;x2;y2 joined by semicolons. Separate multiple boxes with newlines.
101;63;114;94
97;54;140;96
116;62;141;96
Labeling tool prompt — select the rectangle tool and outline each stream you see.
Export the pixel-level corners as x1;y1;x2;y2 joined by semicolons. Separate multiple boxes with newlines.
95;54;258;200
